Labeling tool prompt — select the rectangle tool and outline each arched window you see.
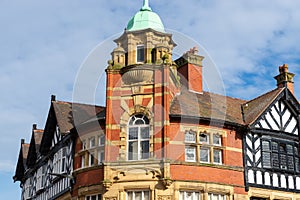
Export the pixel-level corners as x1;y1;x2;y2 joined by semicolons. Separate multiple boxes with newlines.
128;114;150;160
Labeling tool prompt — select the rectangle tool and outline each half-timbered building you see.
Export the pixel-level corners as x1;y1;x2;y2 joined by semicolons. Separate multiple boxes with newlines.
13;97;105;200
13;1;300;200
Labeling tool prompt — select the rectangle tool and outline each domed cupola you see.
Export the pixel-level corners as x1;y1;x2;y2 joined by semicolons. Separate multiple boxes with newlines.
126;0;165;32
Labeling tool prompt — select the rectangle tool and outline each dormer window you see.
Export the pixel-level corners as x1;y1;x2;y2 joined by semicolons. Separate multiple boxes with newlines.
137;45;145;63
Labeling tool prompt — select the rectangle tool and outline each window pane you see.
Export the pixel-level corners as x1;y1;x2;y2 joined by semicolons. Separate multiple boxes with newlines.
280;154;287;169
262;141;270;151
129;141;138;160
214;149;222;164
262;152;271;168
82;140;86;150
141;141;150;159
129;128;138;140
185;146;196;161
143;191;150;200
272;142;278;152
127;192;133;200
287;144;293;155
287;155;294;170
279;143;286;153
99;135;105;146
81;155;85;167
98;150;104;164
141;127;150;139
213;134;221;145
135;191;142;200
209;193;225;200
90;153;95;166
272;153;279;168
199;133;209;143
185;131;196;143
295;157;299;172
137;46;145;62
61;157;66;172
91;195;97;200
295;147;299;156
200;148;209;162
90;137;95;147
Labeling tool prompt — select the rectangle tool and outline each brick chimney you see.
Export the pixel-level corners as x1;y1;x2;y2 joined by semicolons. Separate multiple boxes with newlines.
274;64;295;94
175;47;204;93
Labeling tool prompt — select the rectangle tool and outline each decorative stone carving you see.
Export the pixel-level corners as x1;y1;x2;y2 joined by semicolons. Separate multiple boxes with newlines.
122;68;153;85
162;177;173;189
157;195;172;200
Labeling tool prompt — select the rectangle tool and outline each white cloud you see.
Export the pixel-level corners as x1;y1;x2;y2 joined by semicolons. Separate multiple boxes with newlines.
0;0;300;198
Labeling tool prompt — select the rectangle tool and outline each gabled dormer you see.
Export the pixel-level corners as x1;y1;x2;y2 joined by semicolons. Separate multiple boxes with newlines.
26;124;44;168
13;139;29;183
242;65;300;192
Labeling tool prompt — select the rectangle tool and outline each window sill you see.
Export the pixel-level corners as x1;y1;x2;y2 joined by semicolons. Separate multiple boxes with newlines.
173;161;243;171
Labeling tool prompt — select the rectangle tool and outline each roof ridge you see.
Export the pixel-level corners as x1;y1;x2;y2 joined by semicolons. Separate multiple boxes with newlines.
202;90;247;102
243;87;283;105
54;100;105;108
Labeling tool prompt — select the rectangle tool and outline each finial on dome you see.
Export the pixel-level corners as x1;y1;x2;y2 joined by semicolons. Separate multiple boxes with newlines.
141;0;152;11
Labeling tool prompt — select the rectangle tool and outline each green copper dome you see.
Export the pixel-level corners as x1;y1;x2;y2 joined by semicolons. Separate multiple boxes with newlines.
126;0;165;32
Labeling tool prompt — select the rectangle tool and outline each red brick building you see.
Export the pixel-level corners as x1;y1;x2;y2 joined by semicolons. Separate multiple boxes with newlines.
14;1;300;200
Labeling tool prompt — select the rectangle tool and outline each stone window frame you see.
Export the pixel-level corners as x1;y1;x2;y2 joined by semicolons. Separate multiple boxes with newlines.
179;190;201;200
177;183;232;200
85;193;102;200
119;105;153;161
136;44;145;63
208;193;226;200
184;128;225;165
127;114;150;161
127;190;150;200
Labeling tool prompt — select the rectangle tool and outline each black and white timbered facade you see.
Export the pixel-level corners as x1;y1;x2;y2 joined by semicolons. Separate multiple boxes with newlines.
13;96;105;200
14;97;76;200
243;88;300;192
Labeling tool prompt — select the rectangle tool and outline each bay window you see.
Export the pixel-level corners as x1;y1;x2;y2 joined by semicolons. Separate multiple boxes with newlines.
261;137;299;172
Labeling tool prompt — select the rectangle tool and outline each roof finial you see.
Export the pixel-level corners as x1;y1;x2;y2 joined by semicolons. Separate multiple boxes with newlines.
141;0;152;11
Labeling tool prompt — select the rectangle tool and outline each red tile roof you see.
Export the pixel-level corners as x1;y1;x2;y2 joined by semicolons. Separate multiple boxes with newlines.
52;101;105;133
170;89;247;125
170;88;285;126
241;88;283;125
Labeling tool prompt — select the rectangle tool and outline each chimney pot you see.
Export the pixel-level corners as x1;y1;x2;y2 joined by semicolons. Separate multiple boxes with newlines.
21;139;25;144
51;95;56;101
32;124;37;130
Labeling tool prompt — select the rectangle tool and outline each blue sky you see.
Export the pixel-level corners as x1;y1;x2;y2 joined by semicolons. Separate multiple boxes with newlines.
1;0;300;199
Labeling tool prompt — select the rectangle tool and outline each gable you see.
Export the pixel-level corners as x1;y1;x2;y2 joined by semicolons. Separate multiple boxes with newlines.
253;100;299;135
252;89;300;135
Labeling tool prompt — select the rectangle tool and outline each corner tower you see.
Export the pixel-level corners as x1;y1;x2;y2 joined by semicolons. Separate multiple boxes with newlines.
105;0;179;165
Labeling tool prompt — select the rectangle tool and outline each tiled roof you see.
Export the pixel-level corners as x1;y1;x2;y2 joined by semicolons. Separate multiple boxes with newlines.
33;129;43;154
170;88;285;126
241;88;284;125
22;143;30;166
52;101;105;133
170;89;247;125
